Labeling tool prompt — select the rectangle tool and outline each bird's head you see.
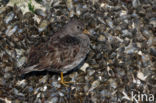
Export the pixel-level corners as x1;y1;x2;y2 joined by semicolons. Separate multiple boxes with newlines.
64;19;85;34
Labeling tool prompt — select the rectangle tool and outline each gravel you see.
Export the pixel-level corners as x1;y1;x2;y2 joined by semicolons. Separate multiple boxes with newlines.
0;0;155;103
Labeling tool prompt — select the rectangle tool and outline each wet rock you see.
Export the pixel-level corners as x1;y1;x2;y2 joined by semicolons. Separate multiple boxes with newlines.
4;11;14;24
39;75;48;84
98;35;105;42
49;97;58;103
38;20;49;32
16;80;27;88
89;80;100;92
150;48;156;57
52;81;61;88
80;63;89;72
5;25;18;36
132;0;141;8
35;9;46;17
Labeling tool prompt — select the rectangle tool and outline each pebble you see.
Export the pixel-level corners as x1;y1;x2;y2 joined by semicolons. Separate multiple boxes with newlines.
98;35;105;41
89;80;100;92
5;25;18;36
52;81;61;88
16;80;27;88
39;75;48;84
4;12;14;24
137;71;148;81
80;63;89;72
49;97;58;103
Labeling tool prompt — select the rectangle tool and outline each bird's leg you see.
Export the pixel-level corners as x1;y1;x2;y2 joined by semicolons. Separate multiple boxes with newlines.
59;72;73;87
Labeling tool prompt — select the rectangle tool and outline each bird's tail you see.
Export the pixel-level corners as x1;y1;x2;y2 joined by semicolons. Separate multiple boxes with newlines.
19;64;38;75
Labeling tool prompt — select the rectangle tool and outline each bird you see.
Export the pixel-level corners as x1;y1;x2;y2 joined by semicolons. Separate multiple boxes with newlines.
20;19;90;86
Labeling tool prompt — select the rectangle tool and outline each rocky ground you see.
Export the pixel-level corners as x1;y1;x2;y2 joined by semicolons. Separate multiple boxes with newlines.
0;0;155;103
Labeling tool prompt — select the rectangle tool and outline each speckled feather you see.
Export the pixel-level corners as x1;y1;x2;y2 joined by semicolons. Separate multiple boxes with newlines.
20;19;90;74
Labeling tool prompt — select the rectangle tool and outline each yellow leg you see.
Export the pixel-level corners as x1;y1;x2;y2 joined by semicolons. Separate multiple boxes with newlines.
59;72;73;87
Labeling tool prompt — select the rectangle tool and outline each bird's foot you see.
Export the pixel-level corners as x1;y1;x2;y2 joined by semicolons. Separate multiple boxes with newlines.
59;72;73;87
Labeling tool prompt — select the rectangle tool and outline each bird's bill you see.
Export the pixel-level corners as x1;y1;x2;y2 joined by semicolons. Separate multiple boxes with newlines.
83;29;90;35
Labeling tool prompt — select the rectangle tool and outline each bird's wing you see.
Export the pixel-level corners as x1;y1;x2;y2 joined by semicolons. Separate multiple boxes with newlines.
41;35;81;72
20;43;48;74
20;35;83;74
27;43;48;66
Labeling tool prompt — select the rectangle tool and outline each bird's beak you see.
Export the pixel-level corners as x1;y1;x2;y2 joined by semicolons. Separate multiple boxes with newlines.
83;29;90;35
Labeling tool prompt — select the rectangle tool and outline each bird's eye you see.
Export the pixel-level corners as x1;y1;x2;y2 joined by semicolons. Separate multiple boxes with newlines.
77;26;80;29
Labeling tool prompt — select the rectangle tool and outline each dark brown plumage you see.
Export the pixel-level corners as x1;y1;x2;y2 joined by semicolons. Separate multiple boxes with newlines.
20;19;90;75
